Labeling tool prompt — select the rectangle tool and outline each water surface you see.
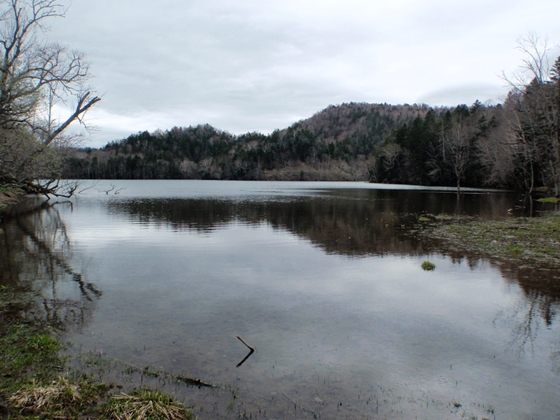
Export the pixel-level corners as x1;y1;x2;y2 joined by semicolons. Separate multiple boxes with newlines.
2;180;559;419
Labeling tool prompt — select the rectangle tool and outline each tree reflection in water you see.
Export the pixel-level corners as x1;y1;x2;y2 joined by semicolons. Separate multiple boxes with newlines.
107;196;560;372
502;263;560;363
0;198;101;332
441;247;560;366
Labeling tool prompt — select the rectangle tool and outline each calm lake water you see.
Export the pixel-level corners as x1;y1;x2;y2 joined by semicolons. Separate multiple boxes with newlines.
2;180;560;419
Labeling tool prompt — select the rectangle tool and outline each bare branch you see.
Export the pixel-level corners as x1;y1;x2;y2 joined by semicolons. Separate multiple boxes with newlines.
44;91;100;145
502;32;551;92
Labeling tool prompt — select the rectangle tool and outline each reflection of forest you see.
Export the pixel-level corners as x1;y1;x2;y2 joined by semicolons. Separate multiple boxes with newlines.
109;196;424;256
107;190;525;257
107;194;560;359
0;199;101;332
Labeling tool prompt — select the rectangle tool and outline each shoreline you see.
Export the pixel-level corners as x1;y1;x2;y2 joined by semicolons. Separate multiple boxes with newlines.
0;188;25;215
416;212;560;269
0;286;196;418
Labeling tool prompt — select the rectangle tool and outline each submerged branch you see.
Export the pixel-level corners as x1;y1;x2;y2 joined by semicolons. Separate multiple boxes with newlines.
111;357;215;388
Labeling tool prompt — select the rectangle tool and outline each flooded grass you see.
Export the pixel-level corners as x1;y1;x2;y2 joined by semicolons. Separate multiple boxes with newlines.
0;293;64;396
417;211;560;269
0;286;194;419
103;388;194;420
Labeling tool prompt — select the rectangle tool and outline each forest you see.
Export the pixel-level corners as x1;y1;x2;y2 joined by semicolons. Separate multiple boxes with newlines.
64;62;560;194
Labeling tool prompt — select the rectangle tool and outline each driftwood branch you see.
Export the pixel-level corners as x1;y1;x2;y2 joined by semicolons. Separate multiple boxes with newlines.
0;175;78;198
236;335;255;368
236;335;255;352
77;180;99;194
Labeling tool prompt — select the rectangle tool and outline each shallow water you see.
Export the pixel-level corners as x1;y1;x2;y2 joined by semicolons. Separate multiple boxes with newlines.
2;180;560;419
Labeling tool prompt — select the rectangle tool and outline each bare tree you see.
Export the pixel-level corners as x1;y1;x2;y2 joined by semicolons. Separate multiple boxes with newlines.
444;107;477;193
0;0;100;195
503;32;550;89
501;33;560;195
0;0;100;142
475;112;516;187
380;142;401;173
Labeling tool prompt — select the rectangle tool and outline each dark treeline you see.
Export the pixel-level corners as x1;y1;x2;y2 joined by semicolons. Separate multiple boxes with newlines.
64;54;560;194
63;103;426;183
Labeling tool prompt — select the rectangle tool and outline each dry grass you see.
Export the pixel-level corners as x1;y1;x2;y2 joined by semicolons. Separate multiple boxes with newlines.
8;378;192;419
105;388;193;420
2;286;192;419
9;376;81;414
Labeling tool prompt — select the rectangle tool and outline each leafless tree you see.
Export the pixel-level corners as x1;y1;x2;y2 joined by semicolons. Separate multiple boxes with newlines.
503;32;550;89
476;127;513;186
501;33;560;195
444;109;477;193
379;141;401;176
0;0;100;196
0;0;100;143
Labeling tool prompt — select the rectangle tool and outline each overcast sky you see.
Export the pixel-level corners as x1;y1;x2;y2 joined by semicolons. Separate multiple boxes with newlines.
46;0;560;148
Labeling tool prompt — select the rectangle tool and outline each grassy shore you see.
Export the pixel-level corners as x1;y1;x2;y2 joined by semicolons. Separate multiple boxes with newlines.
0;286;194;419
421;211;560;267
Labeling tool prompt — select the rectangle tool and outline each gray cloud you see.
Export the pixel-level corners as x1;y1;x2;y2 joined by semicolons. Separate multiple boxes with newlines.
45;0;560;147
418;82;506;107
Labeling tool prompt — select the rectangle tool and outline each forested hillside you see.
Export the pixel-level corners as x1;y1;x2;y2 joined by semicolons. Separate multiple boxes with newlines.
64;103;431;183
64;55;560;194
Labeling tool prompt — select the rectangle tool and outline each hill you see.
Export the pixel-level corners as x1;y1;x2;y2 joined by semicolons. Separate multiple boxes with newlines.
63;102;436;183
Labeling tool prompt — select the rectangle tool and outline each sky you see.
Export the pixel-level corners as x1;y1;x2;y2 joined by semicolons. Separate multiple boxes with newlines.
44;0;560;148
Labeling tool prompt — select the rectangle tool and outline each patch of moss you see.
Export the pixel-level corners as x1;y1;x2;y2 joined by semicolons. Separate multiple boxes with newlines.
421;261;436;271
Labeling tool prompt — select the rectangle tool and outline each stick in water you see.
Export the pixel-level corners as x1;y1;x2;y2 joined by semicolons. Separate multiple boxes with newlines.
236;335;255;368
236;335;255;352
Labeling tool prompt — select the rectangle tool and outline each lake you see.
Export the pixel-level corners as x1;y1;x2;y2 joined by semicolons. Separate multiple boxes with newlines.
2;180;559;419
